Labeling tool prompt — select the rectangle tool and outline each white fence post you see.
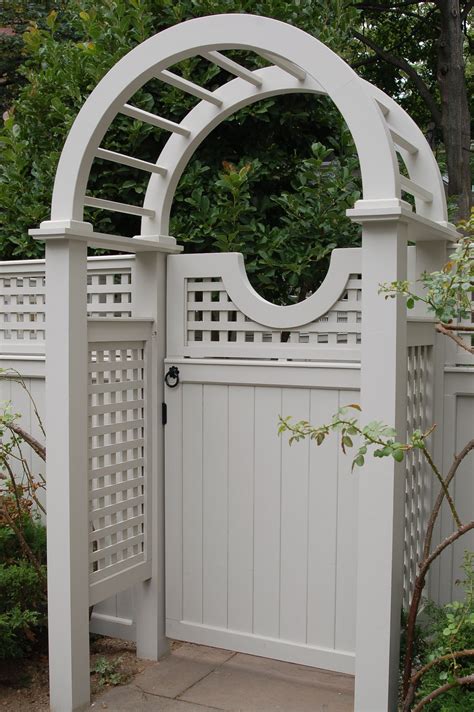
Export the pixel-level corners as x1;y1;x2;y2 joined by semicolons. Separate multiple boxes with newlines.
354;217;408;712
132;243;179;660
44;237;90;712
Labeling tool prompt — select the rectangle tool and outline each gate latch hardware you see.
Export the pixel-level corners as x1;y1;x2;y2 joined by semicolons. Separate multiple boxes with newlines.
165;366;180;388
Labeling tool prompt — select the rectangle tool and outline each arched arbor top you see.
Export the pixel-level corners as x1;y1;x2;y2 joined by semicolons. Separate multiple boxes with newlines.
37;12;455;244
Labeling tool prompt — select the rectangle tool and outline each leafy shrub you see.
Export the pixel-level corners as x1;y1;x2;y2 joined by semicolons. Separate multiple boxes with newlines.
0;536;47;659
413;553;474;710
0;373;47;659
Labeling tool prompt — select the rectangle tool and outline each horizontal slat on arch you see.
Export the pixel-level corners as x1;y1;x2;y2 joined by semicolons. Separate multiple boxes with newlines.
400;175;433;203
96;147;167;175
201;51;262;86
121;103;191;136
84;196;155;218
157;70;223;106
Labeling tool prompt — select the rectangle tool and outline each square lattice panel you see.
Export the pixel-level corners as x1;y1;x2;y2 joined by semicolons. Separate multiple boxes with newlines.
88;341;147;587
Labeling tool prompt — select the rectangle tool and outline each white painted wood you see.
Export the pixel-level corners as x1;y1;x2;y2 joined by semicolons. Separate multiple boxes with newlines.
96;147;167;175
121;104;191;135
258;50;307;81
132;252;168;662
280;388;310;643
182;384;204;624
201;51;262;86
31;225;182;253
387;126;418;155
335;389;358;653
306;389;340;649
47;14;420;224
227;386;255;633
84;195;155;217
142;66;324;236
164;378;183;625
158;70;223;106
164;359;360;391
22;11;462;707
166;619;355;675
45;238;90;712
354;220;408;712
167;248;361;336
364;80;448;222
202;384;229;628
400;175;433;203
253;387;282;639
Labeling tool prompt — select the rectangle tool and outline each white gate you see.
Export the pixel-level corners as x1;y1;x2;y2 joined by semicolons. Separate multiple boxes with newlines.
164;249;362;674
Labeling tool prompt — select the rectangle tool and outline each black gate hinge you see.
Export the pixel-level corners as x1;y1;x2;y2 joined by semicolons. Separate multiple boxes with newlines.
162;402;167;426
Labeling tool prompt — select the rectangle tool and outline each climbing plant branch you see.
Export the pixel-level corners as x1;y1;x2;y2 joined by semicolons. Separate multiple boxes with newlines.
280;214;474;709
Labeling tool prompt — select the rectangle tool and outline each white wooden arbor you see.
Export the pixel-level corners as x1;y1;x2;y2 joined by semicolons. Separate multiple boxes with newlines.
29;14;458;712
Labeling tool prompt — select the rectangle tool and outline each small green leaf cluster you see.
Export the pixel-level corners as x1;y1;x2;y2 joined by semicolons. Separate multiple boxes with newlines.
379;216;474;325
91;655;129;688
278;404;423;471
0;548;46;659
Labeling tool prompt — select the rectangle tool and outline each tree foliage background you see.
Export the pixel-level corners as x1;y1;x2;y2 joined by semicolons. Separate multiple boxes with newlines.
0;0;472;304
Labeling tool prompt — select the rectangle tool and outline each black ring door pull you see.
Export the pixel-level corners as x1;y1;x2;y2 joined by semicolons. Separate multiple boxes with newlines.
165;366;180;388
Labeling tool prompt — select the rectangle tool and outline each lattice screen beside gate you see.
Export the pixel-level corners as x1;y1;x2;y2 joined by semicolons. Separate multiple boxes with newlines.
88;328;151;605
403;344;433;609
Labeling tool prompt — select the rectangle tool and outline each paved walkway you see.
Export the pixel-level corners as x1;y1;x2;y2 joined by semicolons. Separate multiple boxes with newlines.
93;642;354;712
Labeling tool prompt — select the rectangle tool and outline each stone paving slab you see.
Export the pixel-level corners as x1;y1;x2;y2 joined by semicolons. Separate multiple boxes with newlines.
95;642;354;712
91;684;219;710
179;651;354;712
134;644;235;699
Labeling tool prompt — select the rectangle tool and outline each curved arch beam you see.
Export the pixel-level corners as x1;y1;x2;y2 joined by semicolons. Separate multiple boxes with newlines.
140;65;325;235
363;81;447;222
49;13;399;224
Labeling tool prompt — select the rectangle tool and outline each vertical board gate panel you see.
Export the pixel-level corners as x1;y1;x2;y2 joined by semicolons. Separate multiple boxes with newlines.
165;249;365;675
165;370;359;674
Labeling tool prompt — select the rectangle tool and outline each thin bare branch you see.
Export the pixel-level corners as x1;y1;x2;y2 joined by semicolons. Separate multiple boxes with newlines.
353;30;442;128
7;423;46;461
423;438;474;559
412;674;474;712
436;322;474;354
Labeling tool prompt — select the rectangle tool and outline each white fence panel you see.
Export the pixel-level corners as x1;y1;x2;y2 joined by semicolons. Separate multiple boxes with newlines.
433;368;474;604
1;248;471;648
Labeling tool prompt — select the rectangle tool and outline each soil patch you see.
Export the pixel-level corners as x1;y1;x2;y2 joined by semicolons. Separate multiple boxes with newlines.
0;636;157;710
